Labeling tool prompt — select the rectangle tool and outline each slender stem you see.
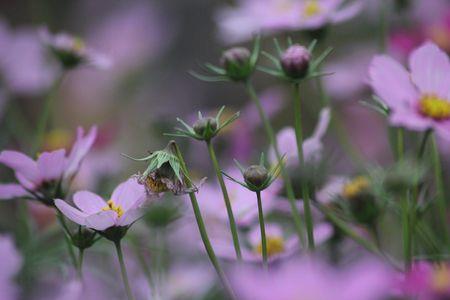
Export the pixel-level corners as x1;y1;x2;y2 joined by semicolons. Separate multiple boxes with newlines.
245;80;306;246
379;0;389;53
417;130;432;159
172;142;236;300
16;201;32;249
431;134;449;246
78;248;84;278
206;141;242;260
396;128;404;161
56;211;78;271
292;83;315;250
32;74;64;153
256;191;268;269
114;241;136;300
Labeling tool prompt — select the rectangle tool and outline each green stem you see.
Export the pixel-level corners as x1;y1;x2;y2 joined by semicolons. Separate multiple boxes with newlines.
245;80;306;246
256;191;268;269
172;142;236;300
379;0;389;53
292;83;315;250
431;134;449;246
114;241;136;300
396;128;404;161
206;141;242;260
417;130;432;159
56;211;78;271
32;74;64;153
78;248;84;278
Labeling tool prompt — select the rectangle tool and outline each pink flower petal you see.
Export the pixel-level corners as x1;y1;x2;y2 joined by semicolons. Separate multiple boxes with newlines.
37;149;66;182
117;208;144;227
73;190;106;214
0;184;29;199
409;42;450;99
85;210;116;231
0;150;41;184
388;109;434;131
55;199;88;226
111;178;146;212
64;126;97;180
331;1;363;24
436;121;450;141
369;55;418;110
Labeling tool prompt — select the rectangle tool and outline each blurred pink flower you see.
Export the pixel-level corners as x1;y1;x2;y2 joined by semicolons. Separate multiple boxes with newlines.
216;0;362;43
400;261;450;299
55;177;147;231
369;42;450;141
269;107;331;166
0;126;97;203
231;256;396;300
0;235;21;300
0;20;57;96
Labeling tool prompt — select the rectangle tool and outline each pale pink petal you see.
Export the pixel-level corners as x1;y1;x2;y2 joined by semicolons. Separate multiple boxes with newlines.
73;190;106;214
409;42;450;99
314;222;333;245
0;150;40;184
55;199;88;226
111;178;146;212
0;184;30;199
388;109;434;131
85;210;116;230
37;149;66;182
15;172;36;190
435;121;450;141
369;55;418;109
330;1;363;24
64;126;97;180
117;208;144;226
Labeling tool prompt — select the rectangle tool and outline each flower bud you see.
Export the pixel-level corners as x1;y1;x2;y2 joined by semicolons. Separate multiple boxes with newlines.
193;117;218;138
244;165;269;189
342;177;379;226
280;44;311;79
220;47;252;81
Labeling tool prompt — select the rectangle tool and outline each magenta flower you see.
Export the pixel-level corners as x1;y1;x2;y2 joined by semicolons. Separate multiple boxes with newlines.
0;126;97;204
55;178;147;231
400;261;450;299
369;42;450;141
216;0;362;43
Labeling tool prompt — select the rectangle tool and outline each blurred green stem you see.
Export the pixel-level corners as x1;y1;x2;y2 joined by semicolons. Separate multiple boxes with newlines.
292;83;315;250
56;210;79;275
114;241;135;300
417;130;431;159
206;140;242;260
32;74;64;153
379;0;389;52
245;80;306;246
173;142;236;300
256;191;268;269
78;248;84;278
431;134;449;246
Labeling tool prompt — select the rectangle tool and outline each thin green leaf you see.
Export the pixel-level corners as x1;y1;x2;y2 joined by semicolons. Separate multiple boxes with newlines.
308;39;318;53
221;172;249;189
204;63;226;75
121;153;153;161
233;159;246;174
250;34;261;67
261;51;280;66
273;38;283;56
257;66;283;77
189;71;229;82
216;106;226;122
218;111;240;131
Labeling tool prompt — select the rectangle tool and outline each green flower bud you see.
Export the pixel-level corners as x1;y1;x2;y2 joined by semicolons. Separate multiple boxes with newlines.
220;47;252;81
193;117;218;138
244;165;269;189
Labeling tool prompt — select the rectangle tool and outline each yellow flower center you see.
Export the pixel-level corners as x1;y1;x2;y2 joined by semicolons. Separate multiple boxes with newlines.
44;129;72;151
431;265;450;292
255;236;285;257
102;200;123;218
72;37;85;52
419;95;450;120
342;176;370;199
304;0;321;17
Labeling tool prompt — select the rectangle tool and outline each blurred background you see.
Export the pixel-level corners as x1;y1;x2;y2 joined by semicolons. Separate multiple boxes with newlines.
0;0;449;299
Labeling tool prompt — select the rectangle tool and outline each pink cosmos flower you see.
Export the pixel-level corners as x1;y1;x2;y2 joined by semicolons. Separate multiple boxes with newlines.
0;126;97;204
369;42;450;141
0;235;22;300
400;261;450;299
54;178;147;231
269;107;331;166
40;27;111;70
216;0;362;44
231;256;396;300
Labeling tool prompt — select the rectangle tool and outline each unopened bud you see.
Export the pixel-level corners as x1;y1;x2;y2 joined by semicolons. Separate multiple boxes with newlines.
280;44;311;79
220;47;252;81
244;165;269;189
193;117;217;137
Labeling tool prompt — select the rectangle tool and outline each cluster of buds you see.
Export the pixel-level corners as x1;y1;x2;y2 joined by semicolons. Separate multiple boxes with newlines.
167;106;240;142
124;141;200;196
223;153;284;192
190;36;260;82
259;38;332;82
